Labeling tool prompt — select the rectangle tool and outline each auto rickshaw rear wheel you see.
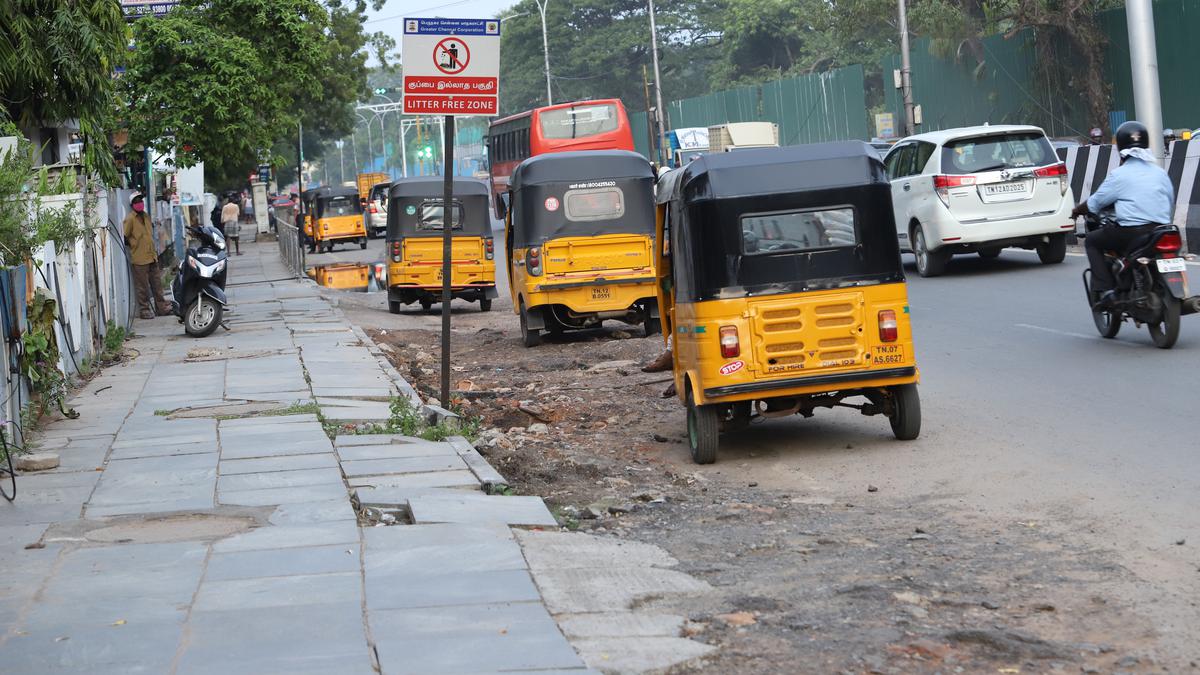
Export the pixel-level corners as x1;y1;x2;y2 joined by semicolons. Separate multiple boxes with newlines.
479;298;492;312
686;389;718;464
419;298;433;312
388;300;401;314
644;316;661;337
360;238;368;250
888;383;921;441
519;301;541;347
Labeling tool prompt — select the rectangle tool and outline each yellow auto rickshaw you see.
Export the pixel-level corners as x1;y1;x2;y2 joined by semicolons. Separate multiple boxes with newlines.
503;150;659;347
385;178;497;313
308;263;370;291
300;191;318;253
654;142;922;464
311;186;367;253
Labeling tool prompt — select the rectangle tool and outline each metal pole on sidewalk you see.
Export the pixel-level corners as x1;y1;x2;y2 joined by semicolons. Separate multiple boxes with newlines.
440;115;455;408
897;0;916;136
400;118;409;178
647;0;668;167
535;0;552;105
297;122;306;278
1126;0;1166;163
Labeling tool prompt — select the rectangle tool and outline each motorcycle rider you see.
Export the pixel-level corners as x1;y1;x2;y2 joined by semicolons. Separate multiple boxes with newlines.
1070;120;1175;307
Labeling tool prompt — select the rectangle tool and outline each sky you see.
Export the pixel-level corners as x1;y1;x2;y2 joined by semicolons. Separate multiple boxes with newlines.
364;0;519;60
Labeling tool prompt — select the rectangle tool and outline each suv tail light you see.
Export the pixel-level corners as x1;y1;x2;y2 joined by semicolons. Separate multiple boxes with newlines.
369;204;378;214
1155;231;1182;256
934;175;976;207
878;310;898;342
719;325;740;358
526;247;542;276
1034;162;1069;195
485;237;494;260
391;241;402;262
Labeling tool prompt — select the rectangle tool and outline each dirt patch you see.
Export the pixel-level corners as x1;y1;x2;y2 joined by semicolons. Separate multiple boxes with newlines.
42;509;268;546
366;323;1163;673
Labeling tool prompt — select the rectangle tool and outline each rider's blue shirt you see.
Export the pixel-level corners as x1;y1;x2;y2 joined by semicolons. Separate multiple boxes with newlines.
1087;157;1175;226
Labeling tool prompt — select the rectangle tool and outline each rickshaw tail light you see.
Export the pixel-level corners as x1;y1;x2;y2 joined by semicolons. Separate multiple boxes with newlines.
878;310;898;342
719;326;740;358
527;247;542;276
485;238;494;260
391;242;402;263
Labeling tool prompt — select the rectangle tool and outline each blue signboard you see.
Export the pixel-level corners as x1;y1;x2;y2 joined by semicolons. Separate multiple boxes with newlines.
403;18;500;36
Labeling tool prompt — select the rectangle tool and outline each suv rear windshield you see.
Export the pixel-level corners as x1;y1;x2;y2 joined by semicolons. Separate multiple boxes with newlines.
941;132;1055;175
370;185;388;204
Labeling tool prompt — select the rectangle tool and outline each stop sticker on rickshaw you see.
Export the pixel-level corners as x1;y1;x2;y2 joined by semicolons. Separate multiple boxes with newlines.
544;197;560;212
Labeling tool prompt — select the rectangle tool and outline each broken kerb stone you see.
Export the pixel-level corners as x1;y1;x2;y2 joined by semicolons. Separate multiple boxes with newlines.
15;452;60;471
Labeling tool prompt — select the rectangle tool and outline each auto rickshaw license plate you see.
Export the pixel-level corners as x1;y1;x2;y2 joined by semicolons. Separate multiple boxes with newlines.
873;344;905;365
591;286;612;301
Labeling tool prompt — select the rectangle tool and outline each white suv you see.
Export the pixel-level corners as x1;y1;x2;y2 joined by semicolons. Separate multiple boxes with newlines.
883;125;1075;277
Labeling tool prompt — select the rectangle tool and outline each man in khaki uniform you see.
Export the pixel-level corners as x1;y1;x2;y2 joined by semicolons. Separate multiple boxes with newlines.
123;194;171;319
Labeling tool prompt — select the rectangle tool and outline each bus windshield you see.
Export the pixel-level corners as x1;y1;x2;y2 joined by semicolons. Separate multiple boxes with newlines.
539;103;619;140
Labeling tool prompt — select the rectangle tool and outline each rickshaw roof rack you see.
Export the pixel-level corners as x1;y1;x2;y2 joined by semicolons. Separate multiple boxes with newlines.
310;185;360;199
389;177;490;198
511;150;653;190
673;141;887;201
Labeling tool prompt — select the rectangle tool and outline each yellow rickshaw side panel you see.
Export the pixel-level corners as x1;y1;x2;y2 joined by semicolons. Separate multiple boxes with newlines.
672;283;918;406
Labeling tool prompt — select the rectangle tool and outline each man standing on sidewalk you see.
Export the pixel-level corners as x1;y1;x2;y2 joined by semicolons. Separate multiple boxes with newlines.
123;194;171;320
221;196;243;255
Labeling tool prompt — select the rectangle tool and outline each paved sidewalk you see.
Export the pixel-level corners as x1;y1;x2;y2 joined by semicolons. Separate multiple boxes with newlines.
0;242;605;674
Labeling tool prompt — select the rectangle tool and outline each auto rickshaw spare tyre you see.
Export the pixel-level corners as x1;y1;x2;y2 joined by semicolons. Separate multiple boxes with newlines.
913;225;948;278
419;298;433;312
479;297;492;312
1037;233;1067;264
185;295;223;338
888;383;921;441
686;388;718;464
519;301;541;347
388;300;401;314
644;316;661;337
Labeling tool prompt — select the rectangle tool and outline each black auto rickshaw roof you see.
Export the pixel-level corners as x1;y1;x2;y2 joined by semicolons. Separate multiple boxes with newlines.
510;150;652;191
309;185;361;203
388;177;490;199
670;142;888;202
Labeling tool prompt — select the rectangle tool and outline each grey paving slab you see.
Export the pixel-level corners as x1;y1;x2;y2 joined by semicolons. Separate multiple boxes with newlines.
219;437;333;460
341;455;467;478
408;494;558;527
367;568;541;610
84;495;215;518
0;486;91;524
371;602;587;675
10;470;101;490
219;413;320;429
2;621;183;674
364;524;526;578
219;453;338;475
461;447;509;488
106;451;219;473
335;433;427;446
213;521;361;553
193;572;361;612
176;602;374;675
205;543;361;581
87;468;215;506
217;482;347;507
216;467;343;492
336;442;458;461
347;469;479;491
571;636;715;673
106;441;216;460
528;567;711;615
267;499;358;525
311;386;393;398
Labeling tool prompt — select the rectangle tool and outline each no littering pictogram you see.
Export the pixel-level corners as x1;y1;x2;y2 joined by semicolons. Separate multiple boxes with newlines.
434;38;470;74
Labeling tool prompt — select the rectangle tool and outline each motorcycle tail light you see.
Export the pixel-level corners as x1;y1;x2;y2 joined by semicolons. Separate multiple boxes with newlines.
719;325;740;358
1155;231;1182;255
878;310;898;342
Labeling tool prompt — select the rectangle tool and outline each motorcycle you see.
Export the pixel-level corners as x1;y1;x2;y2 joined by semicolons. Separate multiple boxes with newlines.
172;225;229;337
1080;213;1200;348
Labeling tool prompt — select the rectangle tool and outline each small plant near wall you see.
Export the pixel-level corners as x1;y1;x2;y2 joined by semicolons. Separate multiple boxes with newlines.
20;290;78;423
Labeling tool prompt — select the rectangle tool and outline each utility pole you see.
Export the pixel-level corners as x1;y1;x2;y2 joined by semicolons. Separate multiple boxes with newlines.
335;139;345;184
1125;0;1166;163
897;0;916;136
535;0;553;105
648;0;669;167
642;65;658;161
439;114;455;408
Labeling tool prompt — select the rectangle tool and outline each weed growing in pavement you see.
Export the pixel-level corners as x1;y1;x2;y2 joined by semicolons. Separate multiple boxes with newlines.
213;400;321;421
154;409;172;416
319;396;483;442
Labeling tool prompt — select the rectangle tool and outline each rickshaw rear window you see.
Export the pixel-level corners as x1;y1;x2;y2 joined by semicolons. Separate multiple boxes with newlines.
740;207;857;255
418;200;464;230
539;104;619;140
324;196;358;216
564;187;624;222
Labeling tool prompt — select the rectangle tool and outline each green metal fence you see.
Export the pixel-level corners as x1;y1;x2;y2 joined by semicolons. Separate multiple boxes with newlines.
1100;0;1200;130
631;65;869;158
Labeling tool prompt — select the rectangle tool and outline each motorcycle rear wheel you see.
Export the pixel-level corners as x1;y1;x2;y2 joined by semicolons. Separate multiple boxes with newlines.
185;296;223;337
1148;290;1181;349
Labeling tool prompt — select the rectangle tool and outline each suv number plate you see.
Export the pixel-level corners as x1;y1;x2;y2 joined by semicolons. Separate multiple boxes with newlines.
1156;258;1187;273
982;182;1029;196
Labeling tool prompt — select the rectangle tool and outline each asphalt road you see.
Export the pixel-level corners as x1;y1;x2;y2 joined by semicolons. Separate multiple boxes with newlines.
309;233;1200;660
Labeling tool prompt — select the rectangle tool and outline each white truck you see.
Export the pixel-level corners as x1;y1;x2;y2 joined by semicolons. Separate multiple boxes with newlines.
707;122;780;152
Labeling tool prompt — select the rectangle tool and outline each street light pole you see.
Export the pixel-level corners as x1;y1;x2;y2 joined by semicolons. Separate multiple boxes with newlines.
1126;0;1166;163
535;0;553;105
897;0;916;136
335;139;345;184
647;0;668;167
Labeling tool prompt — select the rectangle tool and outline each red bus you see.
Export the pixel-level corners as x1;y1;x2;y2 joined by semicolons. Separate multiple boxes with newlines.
486;98;635;216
